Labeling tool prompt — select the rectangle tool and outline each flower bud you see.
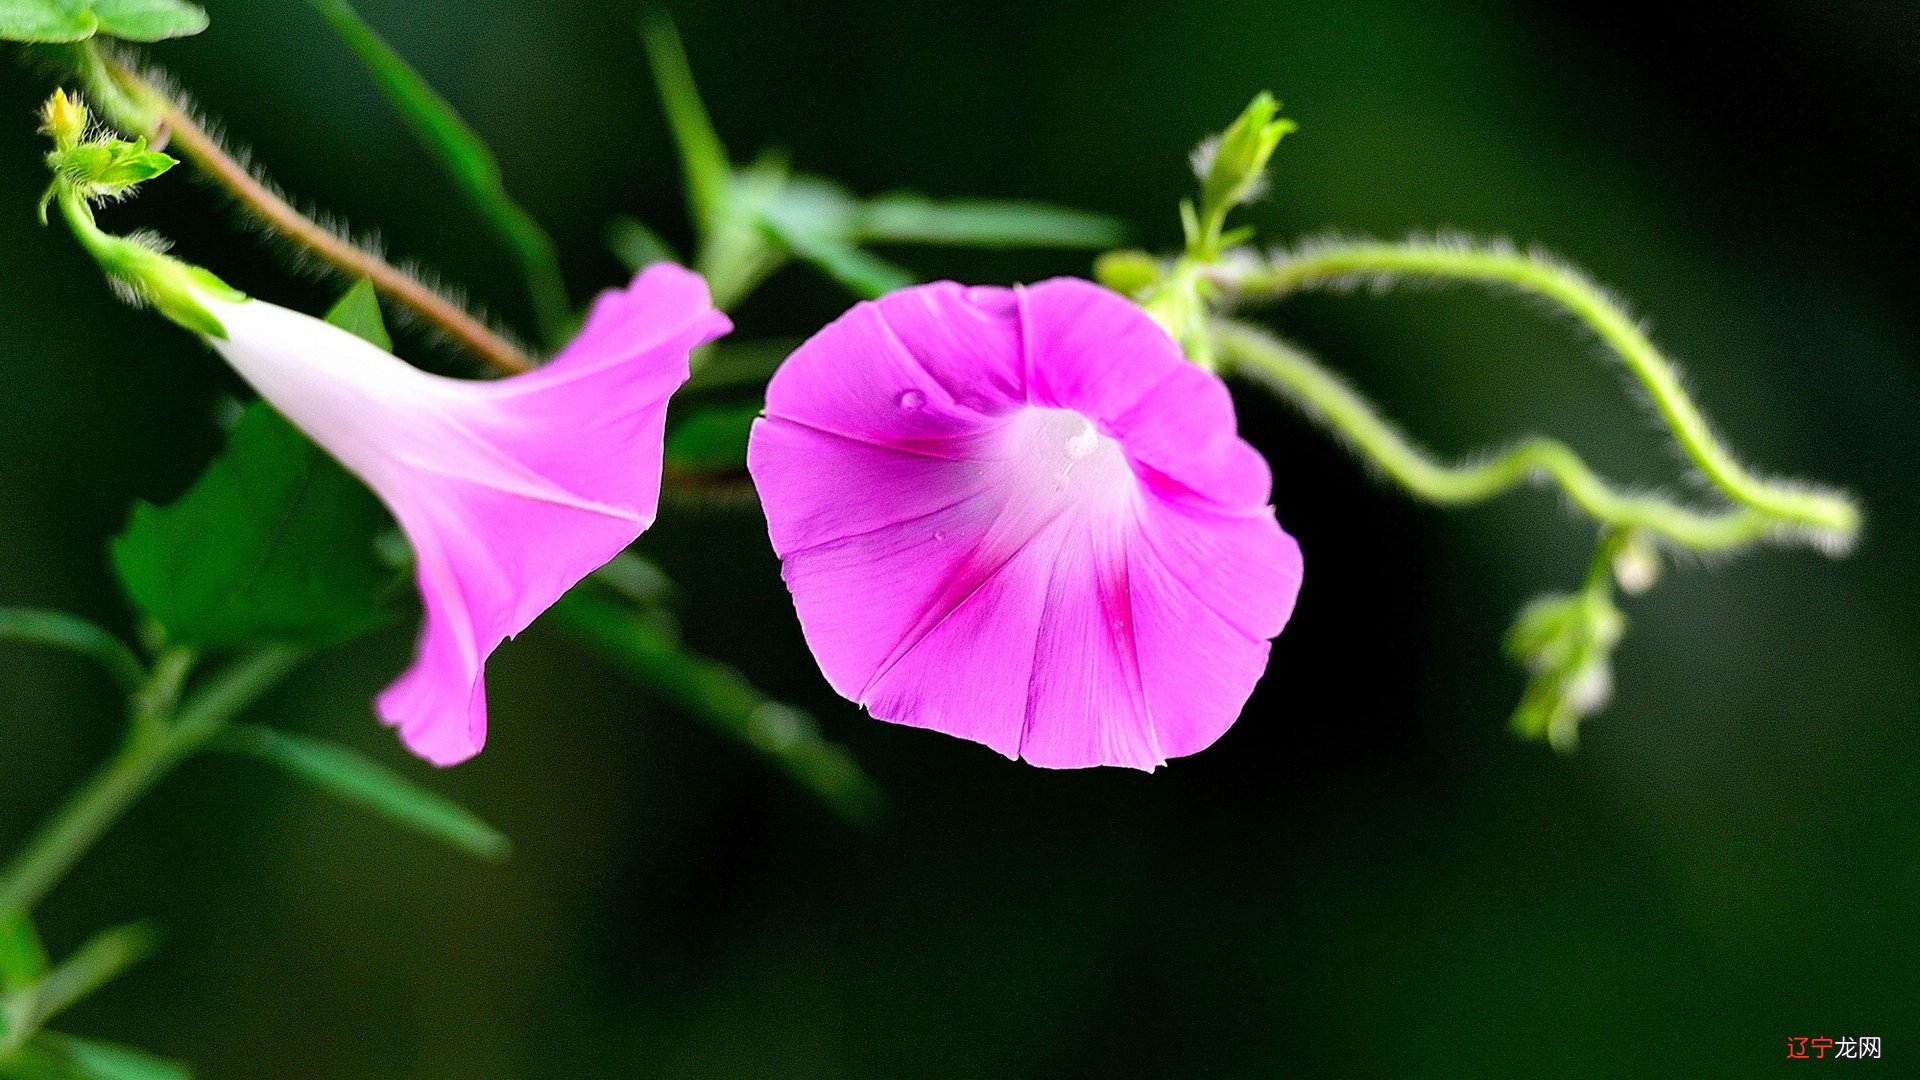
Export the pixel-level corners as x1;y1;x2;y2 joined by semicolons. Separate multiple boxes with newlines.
1506;590;1626;750
1611;532;1661;594
39;89;87;152
1190;92;1295;254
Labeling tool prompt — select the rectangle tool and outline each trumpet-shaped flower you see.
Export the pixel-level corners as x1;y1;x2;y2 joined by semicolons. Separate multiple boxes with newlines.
196;265;729;765
747;278;1302;770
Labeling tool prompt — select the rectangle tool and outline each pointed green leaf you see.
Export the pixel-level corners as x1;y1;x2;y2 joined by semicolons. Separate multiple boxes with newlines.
49;139;176;199
763;216;915;299
756;176;913;298
696;156;791;311
311;0;568;343
858;194;1126;249
607;216;679;272
665;404;759;472
323;278;390;351
0;1043;70;1079
0;1;96;43
0;610;144;693
0;919;49;995
554;587;881;824
639;10;730;232
87;0;205;41
5;924;155;1042
765;177;860;240
29;1033;191;1080
109;403;396;650
218;725;510;861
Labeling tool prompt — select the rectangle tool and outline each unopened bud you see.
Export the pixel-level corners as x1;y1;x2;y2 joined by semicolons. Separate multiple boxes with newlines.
39;89;88;152
1611;533;1660;595
1195;93;1296;230
1093;250;1164;297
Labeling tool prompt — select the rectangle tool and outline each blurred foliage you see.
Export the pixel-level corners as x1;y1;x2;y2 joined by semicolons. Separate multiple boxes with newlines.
0;0;1915;1077
0;0;206;45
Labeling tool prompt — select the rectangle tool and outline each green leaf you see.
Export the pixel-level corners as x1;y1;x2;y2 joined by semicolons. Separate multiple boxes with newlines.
52;139;176;196
858;194;1126;249
695;156;791;311
764;217;916;299
109;403;395;650
553;587;881;824
590;552;678;609
0;609;144;692
3;925;154;1046
639;10;731;233
0;1043;71;1079
0;919;49;995
665;404;759;472
1506;590;1626;751
322;278;390;351
310;0;568;344
217;725;510;861
85;0;205;41
0;0;205;42
0;0;96;43
29;1033;191;1080
606;215;680;273
765;177;861;240
757;177;914;298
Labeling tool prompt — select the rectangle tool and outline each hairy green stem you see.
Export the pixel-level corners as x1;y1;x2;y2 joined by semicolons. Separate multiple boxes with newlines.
67;45;536;374
1218;239;1860;548
310;0;573;348
0;648;303;925
1212;319;1780;550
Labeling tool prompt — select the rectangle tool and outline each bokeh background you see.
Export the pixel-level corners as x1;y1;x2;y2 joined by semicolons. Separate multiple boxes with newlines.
2;0;1917;1075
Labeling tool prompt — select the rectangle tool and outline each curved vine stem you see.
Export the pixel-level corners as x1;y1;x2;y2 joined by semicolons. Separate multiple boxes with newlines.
1211;319;1781;550
0;647;304;926
70;46;534;375
1213;237;1860;551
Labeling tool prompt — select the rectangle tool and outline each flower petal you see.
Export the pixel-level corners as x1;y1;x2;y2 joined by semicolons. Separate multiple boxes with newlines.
773;483;1005;705
1019;277;1273;508
1010;513;1163;769
1127;505;1302;760
764;282;1024;452
202;265;729;765
750;278;1302;770
748;416;997;559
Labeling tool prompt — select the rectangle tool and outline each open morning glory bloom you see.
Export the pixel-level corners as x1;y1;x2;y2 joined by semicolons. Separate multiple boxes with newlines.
747;278;1302;770
196;265;729;765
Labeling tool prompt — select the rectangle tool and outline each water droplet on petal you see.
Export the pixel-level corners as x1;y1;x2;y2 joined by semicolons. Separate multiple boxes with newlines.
1065;417;1101;461
897;389;926;410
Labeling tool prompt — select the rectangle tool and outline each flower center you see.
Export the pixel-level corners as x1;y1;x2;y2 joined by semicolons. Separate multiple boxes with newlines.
1000;407;1135;514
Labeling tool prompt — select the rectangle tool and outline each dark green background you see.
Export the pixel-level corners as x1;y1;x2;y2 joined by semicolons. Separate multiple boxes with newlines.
2;0;1916;1075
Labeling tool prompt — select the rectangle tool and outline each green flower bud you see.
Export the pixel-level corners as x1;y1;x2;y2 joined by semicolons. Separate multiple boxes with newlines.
1506;589;1626;750
39;91;241;337
1610;532;1661;594
1093;250;1165;297
1188;93;1295;257
39;88;87;151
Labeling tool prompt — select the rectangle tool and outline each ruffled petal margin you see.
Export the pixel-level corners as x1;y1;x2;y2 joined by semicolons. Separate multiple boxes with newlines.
749;277;1302;770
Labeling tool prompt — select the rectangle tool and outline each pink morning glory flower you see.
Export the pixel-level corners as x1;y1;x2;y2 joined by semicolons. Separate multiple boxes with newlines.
194;265;730;765
746;278;1302;770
